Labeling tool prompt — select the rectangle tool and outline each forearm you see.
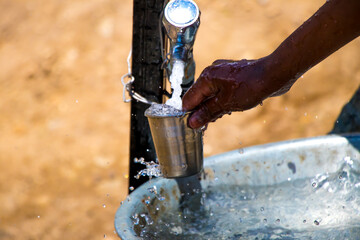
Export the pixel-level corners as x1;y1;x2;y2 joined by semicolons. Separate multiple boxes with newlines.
265;0;360;96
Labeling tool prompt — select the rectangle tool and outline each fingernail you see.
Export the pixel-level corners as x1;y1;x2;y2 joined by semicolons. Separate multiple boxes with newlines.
188;112;204;129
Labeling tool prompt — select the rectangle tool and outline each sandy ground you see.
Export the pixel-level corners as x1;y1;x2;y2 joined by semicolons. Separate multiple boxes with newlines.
0;0;359;239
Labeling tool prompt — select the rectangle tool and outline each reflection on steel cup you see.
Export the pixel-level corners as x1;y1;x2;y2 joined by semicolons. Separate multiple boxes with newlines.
145;110;203;178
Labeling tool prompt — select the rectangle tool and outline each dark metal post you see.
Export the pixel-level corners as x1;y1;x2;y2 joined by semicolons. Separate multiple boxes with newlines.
129;0;166;191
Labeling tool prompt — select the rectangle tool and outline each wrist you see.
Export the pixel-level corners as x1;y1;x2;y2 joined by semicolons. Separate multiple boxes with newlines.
262;52;299;97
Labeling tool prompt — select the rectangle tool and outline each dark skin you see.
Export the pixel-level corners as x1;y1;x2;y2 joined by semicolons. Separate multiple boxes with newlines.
182;0;360;129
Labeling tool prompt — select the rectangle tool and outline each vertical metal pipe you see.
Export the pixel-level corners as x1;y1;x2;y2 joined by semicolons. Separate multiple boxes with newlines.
129;0;166;191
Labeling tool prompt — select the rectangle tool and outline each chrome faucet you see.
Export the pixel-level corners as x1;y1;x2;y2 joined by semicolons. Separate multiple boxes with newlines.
142;0;203;179
162;0;200;95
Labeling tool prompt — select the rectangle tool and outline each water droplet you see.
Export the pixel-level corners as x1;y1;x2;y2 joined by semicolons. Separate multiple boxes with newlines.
238;148;244;154
132;214;140;225
303;219;307;223
314;219;321;225
312;182;317;187
259;101;263;106
37;215;40;219
263;218;267;223
120;201;124;206
75;99;79;103
214;177;219;181
260;207;264;211
145;215;154;225
275;219;280;223
103;204;106;208
104;234;106;238
181;163;187;169
129;186;134;191
148;186;157;194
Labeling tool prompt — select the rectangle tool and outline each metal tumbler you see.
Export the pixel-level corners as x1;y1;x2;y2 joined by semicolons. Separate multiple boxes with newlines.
145;110;203;178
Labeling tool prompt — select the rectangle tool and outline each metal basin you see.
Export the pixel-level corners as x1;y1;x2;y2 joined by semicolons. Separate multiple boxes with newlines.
115;134;360;239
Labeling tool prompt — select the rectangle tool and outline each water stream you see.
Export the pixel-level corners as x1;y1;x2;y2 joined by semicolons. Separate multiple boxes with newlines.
166;60;185;110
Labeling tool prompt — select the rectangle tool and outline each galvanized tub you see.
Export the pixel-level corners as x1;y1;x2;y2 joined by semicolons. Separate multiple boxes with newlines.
115;134;360;239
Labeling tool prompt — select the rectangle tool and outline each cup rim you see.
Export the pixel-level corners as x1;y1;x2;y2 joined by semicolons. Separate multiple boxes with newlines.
145;111;189;119
144;104;191;119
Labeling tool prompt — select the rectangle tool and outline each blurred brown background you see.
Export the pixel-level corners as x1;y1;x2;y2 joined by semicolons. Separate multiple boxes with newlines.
0;0;359;239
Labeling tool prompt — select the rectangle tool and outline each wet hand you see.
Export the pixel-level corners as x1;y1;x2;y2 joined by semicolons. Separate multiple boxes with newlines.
182;58;273;129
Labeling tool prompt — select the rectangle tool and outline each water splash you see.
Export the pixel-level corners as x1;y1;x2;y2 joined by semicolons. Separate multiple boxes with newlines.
138;157;360;239
134;157;162;179
145;103;184;117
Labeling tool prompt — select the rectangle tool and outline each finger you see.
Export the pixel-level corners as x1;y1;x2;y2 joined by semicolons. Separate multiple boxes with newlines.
187;97;225;129
212;59;234;65
182;74;218;112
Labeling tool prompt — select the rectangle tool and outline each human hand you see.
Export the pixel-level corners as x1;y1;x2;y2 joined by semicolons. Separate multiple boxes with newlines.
182;0;360;130
182;58;277;129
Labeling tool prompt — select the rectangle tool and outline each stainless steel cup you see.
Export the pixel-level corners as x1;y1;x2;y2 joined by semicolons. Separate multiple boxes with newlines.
145;110;203;178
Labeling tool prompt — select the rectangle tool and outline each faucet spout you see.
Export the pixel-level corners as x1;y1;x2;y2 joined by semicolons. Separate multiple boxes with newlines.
163;0;200;95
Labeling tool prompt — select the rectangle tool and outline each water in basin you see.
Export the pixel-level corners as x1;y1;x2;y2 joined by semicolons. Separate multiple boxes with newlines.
136;156;360;239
